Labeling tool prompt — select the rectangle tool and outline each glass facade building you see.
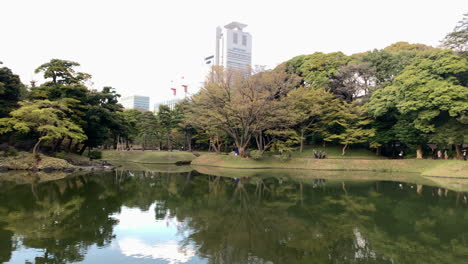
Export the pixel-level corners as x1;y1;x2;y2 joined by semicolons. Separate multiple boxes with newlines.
120;95;150;111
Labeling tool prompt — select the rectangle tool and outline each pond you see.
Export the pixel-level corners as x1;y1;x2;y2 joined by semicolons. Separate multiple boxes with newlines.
1;166;468;264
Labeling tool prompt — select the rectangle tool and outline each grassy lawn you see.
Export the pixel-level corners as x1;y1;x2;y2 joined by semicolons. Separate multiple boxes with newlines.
192;154;468;178
291;145;383;159
101;150;196;164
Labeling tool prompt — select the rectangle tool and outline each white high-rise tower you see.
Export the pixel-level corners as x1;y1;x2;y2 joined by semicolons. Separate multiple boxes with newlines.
214;22;252;73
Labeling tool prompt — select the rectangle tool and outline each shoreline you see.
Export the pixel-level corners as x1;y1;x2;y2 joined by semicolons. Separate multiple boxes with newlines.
192;155;468;178
2;151;467;179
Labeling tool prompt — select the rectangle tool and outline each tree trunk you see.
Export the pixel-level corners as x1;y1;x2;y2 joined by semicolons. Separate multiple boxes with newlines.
416;145;423;159
455;144;462;160
341;144;348;156
239;146;246;157
53;137;65;152
186;132;192;152
255;134;262;151
67;138;73;152
113;136;118;150
73;142;81;153
32;139;42;158
300;129;305;153
79;143;88;155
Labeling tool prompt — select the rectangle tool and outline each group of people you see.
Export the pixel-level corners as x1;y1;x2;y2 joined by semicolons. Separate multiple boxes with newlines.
432;148;468;160
434;149;450;160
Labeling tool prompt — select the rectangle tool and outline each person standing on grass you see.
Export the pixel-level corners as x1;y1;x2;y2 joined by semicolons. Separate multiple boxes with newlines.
437;150;443;160
444;150;449;160
463;149;467;161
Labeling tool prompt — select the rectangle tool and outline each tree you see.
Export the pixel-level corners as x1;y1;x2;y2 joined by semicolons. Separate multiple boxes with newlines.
79;87;125;154
284;52;350;89
330;62;377;102
320;102;375;155
287;87;336;152
137;111;159;150
362;42;434;86
158;105;176;150
34;59;91;85
368;49;468;158
441;13;468;55
0;67;25;118
176;100;197;151
0;100;86;157
120;109;143;146
188;67;299;157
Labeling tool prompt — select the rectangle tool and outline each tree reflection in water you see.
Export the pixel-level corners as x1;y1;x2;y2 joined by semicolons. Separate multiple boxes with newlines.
0;169;467;264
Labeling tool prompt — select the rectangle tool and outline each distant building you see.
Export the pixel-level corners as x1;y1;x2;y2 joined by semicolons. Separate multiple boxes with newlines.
121;95;150;111
212;21;252;73
153;98;182;113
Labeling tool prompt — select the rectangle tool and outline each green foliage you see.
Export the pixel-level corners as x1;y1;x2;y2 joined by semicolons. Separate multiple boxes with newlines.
285;52;350;89
249;150;263;160
0;145;18;157
368;49;468;150
269;129;300;154
441;13;468;54
0;100;87;153
0;67;25;118
34;59;91;85
87;150;102;160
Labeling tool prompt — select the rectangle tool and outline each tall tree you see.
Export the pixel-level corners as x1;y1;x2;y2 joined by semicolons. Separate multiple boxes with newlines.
137;111;159;150
319;102;375;155
285;52;350;89
34;59;91;85
188;67;299;157
368;49;468;158
287;87;337;152
441;13;468;55
0;67;25;118
330;62;377;102
79;87;124;154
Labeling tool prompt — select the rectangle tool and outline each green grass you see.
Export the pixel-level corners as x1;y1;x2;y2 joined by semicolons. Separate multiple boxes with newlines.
101;150;196;164
291;145;383;159
192;154;468;178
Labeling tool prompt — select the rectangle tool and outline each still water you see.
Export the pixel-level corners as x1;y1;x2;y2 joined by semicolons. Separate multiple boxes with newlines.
1;167;468;264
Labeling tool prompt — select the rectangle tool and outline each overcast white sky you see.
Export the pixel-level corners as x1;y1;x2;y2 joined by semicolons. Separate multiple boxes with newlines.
0;0;466;108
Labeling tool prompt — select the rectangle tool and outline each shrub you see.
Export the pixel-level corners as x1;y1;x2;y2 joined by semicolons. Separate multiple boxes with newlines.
280;152;292;162
250;150;263;160
1;146;18;157
87;150;102;160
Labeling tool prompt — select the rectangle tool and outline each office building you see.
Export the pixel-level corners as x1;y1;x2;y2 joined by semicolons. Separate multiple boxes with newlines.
213;21;252;73
153;98;182;113
121;95;150;111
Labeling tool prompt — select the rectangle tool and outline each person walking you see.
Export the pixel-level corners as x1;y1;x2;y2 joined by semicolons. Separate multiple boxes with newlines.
463;149;467;161
437;150;443;160
444;150;449;160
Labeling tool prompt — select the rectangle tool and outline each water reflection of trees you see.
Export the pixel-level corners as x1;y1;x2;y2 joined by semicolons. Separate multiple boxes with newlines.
0;171;467;263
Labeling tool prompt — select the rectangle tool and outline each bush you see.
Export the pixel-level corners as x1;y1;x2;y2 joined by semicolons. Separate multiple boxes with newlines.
1;145;18;157
250;150;263;160
87;150;102;160
280;152;292;162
